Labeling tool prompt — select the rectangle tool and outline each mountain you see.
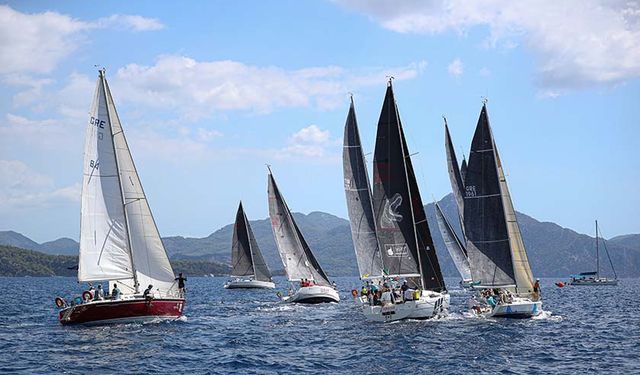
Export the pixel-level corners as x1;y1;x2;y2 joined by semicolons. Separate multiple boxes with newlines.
2;195;639;278
0;245;230;277
0;231;42;251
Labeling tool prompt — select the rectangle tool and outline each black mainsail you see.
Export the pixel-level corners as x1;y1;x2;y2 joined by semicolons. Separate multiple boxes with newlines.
371;82;445;291
268;169;331;286
342;97;384;280
463;103;534;294
230;202;272;282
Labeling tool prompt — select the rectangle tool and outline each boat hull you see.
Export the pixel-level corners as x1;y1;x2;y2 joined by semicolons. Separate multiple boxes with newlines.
476;298;542;319
282;285;340;304
568;279;618;286
58;298;185;325
224;279;275;289
356;292;450;322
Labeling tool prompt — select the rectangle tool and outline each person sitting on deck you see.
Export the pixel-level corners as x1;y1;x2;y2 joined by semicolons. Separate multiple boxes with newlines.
380;290;393;306
143;284;154;300
486;294;497;307
400;280;409;294
403;287;414;302
360;286;368;296
94;284;104;301
111;284;121;300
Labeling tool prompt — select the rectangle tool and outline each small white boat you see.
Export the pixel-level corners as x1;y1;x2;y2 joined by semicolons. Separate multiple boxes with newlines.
281;285;340;304
568;220;618;286
223;202;275;290
355;291;449;322
224;278;275;289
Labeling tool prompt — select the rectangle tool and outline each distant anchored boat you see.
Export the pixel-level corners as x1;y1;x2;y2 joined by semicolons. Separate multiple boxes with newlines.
569;220;618;286
55;69;185;325
344;82;449;322
449;102;542;319
268;167;340;304
224;202;275;289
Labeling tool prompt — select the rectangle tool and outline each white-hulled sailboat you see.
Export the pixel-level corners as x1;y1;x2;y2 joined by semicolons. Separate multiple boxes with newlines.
458;102;542;318
344;83;449;322
568;220;618;286
267;168;340;303
55;69;184;325
224;202;275;289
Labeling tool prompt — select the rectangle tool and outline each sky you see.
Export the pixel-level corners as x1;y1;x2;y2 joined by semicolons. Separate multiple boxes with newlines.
1;0;638;243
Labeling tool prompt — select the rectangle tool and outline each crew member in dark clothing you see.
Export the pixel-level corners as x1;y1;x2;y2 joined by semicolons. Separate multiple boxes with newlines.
533;279;541;301
143;284;153;300
175;273;187;298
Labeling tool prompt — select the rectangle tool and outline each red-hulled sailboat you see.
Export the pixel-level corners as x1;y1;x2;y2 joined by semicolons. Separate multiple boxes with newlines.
56;69;185;325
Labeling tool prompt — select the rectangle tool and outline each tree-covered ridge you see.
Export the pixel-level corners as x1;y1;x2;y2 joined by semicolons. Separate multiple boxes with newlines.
0;245;230;277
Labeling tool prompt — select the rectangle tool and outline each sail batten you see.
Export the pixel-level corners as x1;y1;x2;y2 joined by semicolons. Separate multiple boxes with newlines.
342;99;384;280
268;171;331;286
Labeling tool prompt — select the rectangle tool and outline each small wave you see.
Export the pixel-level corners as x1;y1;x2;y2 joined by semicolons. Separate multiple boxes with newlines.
533;310;562;321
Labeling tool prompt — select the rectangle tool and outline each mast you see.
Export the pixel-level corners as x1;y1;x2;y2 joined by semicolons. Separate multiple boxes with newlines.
596;219;599;279
100;69;139;292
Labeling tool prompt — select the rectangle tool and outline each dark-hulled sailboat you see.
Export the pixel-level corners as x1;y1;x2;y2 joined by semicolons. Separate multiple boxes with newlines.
344;83;449;322
461;102;542;318
224;202;275;289
268;168;339;303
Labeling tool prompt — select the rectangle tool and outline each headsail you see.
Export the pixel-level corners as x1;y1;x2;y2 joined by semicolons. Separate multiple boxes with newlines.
463;104;516;288
245;206;272;282
400;124;446;291
342;97;384;280
79;70;177;297
268;169;331;286
435;202;471;282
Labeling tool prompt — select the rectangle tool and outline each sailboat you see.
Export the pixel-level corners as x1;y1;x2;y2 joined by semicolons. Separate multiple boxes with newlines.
55;69;184;325
462;102;542;318
267;168;340;303
224;202;275;289
569;220;618;286
344;83;449;322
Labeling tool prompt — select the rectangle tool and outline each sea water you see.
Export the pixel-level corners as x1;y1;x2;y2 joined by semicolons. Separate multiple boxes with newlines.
0;277;638;374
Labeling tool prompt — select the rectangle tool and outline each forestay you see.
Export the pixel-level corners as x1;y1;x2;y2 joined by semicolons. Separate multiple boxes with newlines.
268;170;331;286
342;98;384;280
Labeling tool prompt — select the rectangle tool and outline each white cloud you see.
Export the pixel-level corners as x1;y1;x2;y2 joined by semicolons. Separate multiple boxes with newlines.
0;160;80;209
95;14;165;31
0;5;164;75
335;0;640;92
112;55;428;118
447;58;464;77
278;125;339;161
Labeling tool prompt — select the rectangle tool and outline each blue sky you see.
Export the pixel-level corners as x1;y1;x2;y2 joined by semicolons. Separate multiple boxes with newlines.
1;1;638;242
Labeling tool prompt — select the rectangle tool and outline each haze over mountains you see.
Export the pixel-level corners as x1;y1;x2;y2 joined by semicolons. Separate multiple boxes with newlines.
2;195;639;278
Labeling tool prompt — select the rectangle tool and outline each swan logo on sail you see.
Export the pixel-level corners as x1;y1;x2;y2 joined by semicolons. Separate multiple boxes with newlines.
381;193;403;228
385;243;409;258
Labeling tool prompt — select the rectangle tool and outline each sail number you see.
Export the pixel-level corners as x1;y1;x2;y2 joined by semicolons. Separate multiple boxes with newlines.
89;160;99;169
465;185;477;197
90;117;105;129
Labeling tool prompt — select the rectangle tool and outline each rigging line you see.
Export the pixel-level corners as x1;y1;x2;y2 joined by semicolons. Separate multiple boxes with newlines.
597;226;618;279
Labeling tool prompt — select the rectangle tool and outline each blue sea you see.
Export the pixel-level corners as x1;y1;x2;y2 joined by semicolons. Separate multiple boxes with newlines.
0;277;638;374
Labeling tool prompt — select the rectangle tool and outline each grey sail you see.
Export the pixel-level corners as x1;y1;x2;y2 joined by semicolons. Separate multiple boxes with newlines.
268;170;331;286
246;210;273;282
371;83;422;286
435;202;471;281
444;120;466;225
231;202;272;281
342;97;384;279
463;104;516;287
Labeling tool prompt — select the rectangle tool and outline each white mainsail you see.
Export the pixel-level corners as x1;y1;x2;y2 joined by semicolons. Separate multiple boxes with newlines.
79;70;177;297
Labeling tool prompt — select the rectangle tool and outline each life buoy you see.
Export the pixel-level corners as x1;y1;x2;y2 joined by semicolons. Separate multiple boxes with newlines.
351;289;358;298
55;297;66;308
82;290;93;301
